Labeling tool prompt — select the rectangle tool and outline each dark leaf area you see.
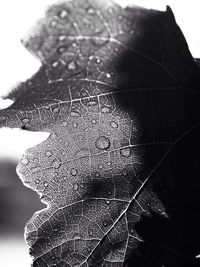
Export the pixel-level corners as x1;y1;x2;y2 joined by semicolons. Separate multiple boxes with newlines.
0;0;200;266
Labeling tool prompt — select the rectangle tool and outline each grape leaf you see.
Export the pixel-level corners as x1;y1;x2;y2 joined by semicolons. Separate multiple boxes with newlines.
1;0;200;266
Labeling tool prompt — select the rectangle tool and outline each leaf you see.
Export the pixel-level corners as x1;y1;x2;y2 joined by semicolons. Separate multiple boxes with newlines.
1;0;200;266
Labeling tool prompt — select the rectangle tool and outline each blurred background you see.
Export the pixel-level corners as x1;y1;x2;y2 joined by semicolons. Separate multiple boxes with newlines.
0;0;199;266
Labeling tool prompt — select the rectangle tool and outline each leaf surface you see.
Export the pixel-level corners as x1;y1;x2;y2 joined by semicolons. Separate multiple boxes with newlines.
1;0;200;266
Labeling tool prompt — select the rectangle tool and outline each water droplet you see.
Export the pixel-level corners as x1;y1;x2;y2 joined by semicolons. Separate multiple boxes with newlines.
22;118;30;124
58;36;66;41
22;157;29;165
57;45;68;54
106;73;111;78
95;172;100;178
70;168;78;176
71;111;81;117
73;182;79;190
95;58;101;64
45;151;52;157
73;122;78;128
89;230;93;236
87;6;95;14
101;106;111;113
35;179;40;184
52;159;61;169
52;61;59;68
68;61;77;70
49;20;57;28
120;147;131;158
62;121;67;126
52;107;60;113
95;136;110;150
110;121;118;129
59;9;68;19
92;119;97;124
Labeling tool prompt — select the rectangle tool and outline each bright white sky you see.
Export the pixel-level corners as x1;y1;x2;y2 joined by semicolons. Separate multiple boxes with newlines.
0;1;200;265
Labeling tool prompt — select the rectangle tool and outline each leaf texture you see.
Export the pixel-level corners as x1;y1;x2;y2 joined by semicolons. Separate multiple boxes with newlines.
1;0;200;266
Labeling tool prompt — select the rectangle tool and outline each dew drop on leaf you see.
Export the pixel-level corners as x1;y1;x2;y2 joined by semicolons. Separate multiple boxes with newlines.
95;172;100;178
58;35;66;41
110;121;118;129
73;182;79;190
58;9;68;19
95;58;101;64
120;147;131;158
107;161;112;167
52;61;59;68
92;119;97;124
22;118;30;124
62;121;67;126
70;168;78;176
67;61;77;70
95;136;110;150
35;179;40;184
57;45;68;54
49;20;57;28
101;106;111;114
21;157;29;165
45;151;52;157
52;107;60;114
89;230;93;236
86;6;95;15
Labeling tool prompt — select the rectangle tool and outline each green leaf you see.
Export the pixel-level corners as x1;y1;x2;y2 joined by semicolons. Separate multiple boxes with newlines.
1;0;200;266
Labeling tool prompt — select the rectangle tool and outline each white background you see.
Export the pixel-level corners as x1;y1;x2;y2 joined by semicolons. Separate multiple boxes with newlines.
0;0;199;266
